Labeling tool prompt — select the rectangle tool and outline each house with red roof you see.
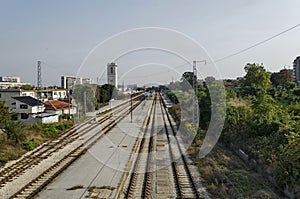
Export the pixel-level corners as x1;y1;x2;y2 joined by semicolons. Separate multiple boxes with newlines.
44;100;76;116
11;96;58;125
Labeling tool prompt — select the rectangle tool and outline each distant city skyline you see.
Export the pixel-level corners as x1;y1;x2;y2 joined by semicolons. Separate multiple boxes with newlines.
1;0;300;86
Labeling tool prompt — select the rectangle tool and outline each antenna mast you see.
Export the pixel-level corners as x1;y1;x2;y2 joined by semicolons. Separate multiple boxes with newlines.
37;61;42;99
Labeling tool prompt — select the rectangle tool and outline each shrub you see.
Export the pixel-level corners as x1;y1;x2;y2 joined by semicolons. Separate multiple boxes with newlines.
23;140;35;151
44;125;59;137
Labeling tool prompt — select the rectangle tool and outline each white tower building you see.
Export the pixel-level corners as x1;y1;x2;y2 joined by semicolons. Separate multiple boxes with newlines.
107;62;118;89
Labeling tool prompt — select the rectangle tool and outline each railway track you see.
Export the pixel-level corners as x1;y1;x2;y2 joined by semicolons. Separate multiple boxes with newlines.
0;93;145;199
160;96;199;198
117;93;210;199
124;94;157;198
0;93;143;188
0;93;143;187
1;93;142;175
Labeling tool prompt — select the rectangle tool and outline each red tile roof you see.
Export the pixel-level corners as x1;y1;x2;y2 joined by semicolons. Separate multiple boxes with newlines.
44;100;73;111
224;81;235;87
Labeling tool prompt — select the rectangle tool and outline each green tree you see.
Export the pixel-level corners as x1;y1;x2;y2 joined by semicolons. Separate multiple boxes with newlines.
73;84;97;112
101;84;115;99
20;84;34;90
181;72;196;88
272;130;300;189
205;76;216;85
0;101;11;128
96;84;115;104
240;63;271;96
271;69;294;87
4;121;25;144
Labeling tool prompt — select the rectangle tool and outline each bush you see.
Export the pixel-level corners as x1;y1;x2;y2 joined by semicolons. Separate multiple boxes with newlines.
63;121;73;129
4;121;25;144
44;125;59;137
55;123;66;131
42;121;73;137
60;114;73;120
31;123;43;131
23;140;35;151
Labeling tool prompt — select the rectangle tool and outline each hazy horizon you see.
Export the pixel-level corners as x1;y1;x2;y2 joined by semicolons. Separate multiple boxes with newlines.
1;0;300;86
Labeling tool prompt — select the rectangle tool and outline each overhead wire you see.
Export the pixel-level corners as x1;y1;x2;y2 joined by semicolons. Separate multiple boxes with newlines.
39;23;300;85
117;23;300;81
214;23;300;63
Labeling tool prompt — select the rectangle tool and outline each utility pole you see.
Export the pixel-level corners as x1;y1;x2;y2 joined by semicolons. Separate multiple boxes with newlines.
67;81;71;120
37;61;42;91
77;103;80;122
37;61;43;114
37;61;42;99
192;60;206;128
130;91;133;122
84;91;87;117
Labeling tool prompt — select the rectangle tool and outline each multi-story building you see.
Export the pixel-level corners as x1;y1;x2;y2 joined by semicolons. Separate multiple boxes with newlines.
293;56;300;86
0;89;35;109
107;63;118;89
39;88;67;100
0;76;30;89
61;76;93;91
0;76;20;82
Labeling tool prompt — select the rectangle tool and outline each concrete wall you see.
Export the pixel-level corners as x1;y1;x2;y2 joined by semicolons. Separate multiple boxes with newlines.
0;90;21;109
18;114;58;125
62;107;76;115
38;115;59;124
45;107;76;115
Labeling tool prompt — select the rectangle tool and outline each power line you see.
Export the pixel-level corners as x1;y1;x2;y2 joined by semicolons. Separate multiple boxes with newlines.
121;22;300;81
214;23;300;63
120;61;192;80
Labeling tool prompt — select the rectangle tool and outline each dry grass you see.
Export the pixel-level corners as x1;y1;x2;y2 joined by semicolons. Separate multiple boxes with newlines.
0;142;26;166
0;122;72;167
188;142;285;199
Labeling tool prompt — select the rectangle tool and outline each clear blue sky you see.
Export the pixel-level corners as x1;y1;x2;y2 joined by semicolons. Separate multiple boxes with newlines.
1;0;300;86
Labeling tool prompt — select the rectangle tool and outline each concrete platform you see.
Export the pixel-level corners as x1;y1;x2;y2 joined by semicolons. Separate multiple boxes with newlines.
37;99;152;199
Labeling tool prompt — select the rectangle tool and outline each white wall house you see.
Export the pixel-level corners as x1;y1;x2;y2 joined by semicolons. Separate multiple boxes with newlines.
0;88;67;110
12;96;58;125
35;113;59;124
44;100;76;116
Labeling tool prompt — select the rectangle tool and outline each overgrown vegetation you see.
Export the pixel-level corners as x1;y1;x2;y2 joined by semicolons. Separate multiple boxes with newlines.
0;103;73;166
189;142;284;198
168;63;300;198
222;64;300;195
